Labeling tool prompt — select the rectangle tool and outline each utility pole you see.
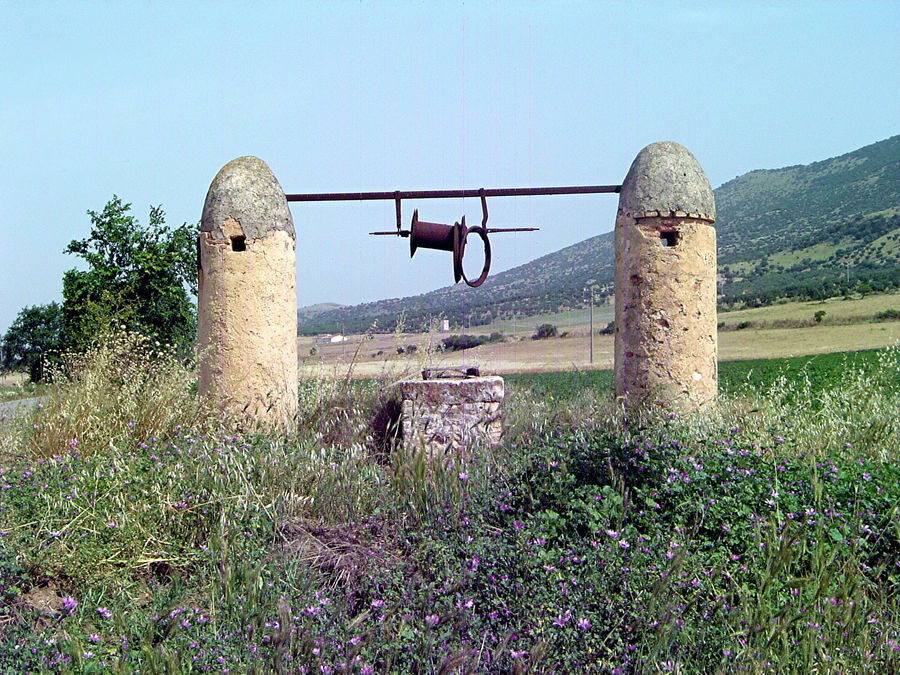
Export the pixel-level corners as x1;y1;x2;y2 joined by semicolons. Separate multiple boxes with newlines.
590;288;594;365
585;287;594;365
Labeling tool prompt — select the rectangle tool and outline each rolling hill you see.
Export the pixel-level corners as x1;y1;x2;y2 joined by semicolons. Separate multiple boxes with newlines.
299;136;900;335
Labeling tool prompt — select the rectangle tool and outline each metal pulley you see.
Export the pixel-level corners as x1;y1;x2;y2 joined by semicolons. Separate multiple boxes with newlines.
408;212;492;287
371;189;536;288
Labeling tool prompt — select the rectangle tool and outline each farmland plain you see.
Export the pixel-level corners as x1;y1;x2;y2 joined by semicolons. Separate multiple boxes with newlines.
298;292;900;379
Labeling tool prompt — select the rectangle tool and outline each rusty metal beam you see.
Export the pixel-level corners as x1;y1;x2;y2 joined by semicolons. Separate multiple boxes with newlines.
285;184;621;202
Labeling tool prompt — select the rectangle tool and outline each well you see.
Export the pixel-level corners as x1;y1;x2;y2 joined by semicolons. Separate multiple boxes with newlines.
398;371;504;460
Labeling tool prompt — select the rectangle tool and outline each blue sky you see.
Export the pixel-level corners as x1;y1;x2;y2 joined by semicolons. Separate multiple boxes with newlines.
1;1;898;335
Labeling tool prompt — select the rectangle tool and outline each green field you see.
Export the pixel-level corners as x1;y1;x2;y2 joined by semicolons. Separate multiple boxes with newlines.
506;347;900;398
481;304;615;337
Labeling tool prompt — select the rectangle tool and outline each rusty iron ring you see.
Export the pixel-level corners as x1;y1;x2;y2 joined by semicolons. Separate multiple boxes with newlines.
459;223;491;288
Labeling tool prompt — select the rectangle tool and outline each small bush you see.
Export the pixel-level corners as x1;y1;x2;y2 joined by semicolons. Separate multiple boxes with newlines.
599;320;615;335
441;334;487;351
532;323;558;340
876;308;900;321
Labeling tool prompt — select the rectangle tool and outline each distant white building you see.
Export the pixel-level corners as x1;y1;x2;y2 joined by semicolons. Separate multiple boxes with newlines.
312;334;347;344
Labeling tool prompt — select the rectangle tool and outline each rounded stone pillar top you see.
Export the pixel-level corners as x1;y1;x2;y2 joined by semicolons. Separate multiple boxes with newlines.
619;142;715;222
201;156;295;240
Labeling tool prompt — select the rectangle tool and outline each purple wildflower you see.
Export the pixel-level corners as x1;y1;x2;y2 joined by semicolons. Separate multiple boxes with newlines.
96;607;112;620
62;596;77;614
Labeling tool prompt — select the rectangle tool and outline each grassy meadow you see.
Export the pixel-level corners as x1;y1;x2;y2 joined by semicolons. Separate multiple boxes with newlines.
1;327;900;673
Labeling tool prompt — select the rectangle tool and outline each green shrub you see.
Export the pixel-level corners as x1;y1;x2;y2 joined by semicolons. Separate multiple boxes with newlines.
441;334;487;351
533;323;558;339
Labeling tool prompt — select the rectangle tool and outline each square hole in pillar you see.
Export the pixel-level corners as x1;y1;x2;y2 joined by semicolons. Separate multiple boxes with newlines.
660;230;679;247
230;235;246;252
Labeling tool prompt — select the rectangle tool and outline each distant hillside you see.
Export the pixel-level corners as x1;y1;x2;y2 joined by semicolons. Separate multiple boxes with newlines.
297;302;345;324
715;136;900;306
299;136;900;334
298;233;614;335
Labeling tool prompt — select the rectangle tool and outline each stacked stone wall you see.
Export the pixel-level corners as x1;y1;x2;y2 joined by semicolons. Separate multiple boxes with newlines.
398;376;503;461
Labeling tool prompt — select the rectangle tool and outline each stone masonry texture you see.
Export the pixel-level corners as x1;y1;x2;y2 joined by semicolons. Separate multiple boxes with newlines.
615;142;717;412
198;157;298;428
398;376;504;461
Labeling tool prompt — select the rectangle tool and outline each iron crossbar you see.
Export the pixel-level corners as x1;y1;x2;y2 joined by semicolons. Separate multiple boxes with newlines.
284;185;621;202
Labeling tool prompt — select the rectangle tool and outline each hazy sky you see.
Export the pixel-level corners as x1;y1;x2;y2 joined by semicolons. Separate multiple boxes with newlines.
1;1;898;335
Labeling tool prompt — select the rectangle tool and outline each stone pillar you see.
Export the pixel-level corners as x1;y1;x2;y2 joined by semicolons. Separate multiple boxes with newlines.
398;376;504;461
614;142;717;412
198;156;298;428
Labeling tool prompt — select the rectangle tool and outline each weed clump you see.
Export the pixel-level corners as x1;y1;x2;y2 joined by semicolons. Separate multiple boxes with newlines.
19;329;201;459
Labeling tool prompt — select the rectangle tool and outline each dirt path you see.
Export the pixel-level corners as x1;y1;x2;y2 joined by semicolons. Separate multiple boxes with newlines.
0;396;41;420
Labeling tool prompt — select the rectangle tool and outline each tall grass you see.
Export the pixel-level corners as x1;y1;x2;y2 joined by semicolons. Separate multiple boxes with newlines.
13;330;202;459
1;338;899;673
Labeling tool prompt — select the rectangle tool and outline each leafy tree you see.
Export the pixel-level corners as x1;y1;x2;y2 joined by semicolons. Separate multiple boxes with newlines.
1;302;64;381
62;197;197;351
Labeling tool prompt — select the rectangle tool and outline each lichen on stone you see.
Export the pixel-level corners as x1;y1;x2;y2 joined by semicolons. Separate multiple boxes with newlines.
201;156;295;241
